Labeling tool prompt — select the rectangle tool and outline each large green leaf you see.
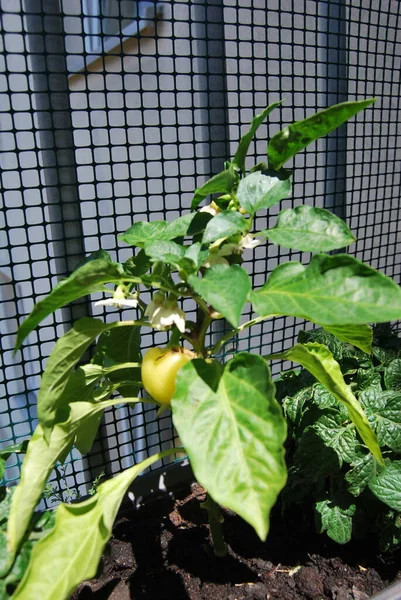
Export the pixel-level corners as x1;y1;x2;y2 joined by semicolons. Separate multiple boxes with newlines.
251;254;401;325
15;259;126;350
202;210;247;244
261;205;355;252
267;98;376;170
360;388;401;451
7;398;143;558
369;461;401;511
265;343;383;465
236;171;292;215
232;101;282;172
321;324;373;355
191;166;239;211
37;318;112;439
172;354;287;540
120;213;195;247
188;265;251;328
12;448;179;600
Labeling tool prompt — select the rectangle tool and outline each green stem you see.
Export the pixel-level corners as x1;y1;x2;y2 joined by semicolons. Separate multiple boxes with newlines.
208;315;270;356
201;495;227;558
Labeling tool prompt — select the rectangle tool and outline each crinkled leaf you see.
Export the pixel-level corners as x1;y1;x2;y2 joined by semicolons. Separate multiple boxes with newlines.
202;210;247;244
11;448;179;600
172;354;287;540
282;387;313;426
313;414;358;465
188;264;251;328
369;461;401;511
191;166;239;210
356;368;382;392
251;254;401;325
7;398;142;558
345;454;376;496
266;343;383;464
298;327;372;367
37;318;112;439
261;205;355;252
360;388;401;451
232;101;282;172
236;171;292;215
267;98;376;170
15;259;126;350
384;359;401;391
315;498;356;544
295;429;340;480
322;324;373;355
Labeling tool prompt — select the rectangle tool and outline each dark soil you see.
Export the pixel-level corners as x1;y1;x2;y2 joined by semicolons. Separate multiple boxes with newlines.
72;484;401;600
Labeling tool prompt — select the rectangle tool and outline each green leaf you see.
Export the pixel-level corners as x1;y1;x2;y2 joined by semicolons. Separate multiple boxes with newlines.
345;454;376;496
202;210;247;244
123;249;151;278
236;171;292;215
369;461;401;511
261;205;355;252
315;498;356;544
11;448;179;600
294;429;340;480
0;442;28;480
172;353;287;540
183;242;209;270
232;101;282;172
95;325;142;398
322;324;373;355
15;259;126;351
188;264;251;328
37;318;112;438
119;213;196;248
191;166;239;211
267;98;376;170
313;413;359;465
360;388;401;451
298;327;372;367
251;254;401;325
144;240;185;265
265;342;384;464
384;359;401;391
7;398;143;558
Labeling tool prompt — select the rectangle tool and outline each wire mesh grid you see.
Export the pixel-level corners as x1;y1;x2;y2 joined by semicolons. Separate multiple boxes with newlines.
1;0;400;505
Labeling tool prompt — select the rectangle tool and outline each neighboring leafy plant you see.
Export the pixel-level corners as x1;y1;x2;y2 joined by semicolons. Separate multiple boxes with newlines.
5;98;401;599
276;325;401;550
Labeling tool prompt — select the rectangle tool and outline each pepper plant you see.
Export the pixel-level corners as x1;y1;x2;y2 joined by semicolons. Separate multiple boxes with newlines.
5;98;401;599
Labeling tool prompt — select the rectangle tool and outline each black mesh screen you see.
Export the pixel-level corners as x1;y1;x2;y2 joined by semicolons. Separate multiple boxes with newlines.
1;0;400;504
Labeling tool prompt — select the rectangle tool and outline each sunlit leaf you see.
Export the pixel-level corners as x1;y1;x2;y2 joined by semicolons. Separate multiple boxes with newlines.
261;205;355;252
251;254;401;325
237;171;292;214
267;98;376;170
172;354;287;540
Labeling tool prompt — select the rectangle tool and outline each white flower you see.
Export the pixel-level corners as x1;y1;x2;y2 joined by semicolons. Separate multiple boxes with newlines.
199;201;220;216
237;234;262;251
144;291;165;320
145;293;186;333
94;291;139;309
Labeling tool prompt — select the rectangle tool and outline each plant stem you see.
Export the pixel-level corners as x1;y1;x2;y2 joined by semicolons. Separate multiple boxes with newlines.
201;494;227;557
208;315;270;356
